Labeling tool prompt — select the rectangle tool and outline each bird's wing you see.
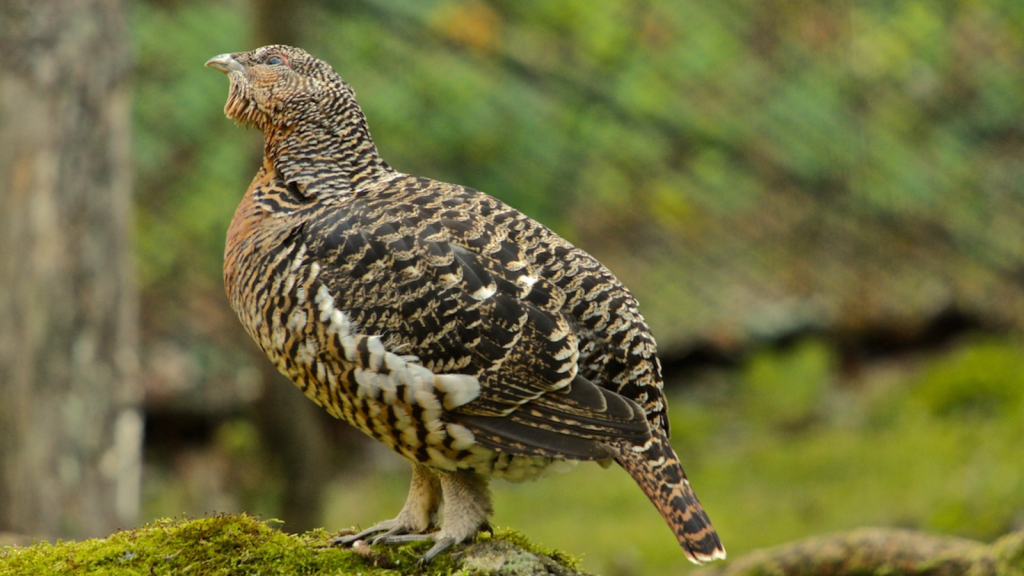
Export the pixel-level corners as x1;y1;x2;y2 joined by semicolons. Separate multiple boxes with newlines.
299;180;651;459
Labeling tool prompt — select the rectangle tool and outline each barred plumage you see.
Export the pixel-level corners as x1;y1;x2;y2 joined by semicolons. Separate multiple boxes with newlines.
207;45;724;564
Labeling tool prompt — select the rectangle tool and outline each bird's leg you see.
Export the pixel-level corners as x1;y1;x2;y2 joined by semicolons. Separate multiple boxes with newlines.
422;468;493;562
330;463;441;546
369;468;493;564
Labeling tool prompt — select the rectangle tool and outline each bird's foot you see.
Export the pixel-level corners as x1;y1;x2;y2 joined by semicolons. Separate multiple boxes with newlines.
358;531;447;565
331;520;493;565
329;517;427;548
332;528;452;566
370;522;492;565
332;468;492;565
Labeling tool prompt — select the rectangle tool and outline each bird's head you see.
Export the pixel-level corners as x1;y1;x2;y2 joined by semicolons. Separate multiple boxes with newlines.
206;45;352;133
207;45;390;192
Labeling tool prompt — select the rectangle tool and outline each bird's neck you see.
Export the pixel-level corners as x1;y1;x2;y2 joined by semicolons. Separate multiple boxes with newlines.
264;101;394;197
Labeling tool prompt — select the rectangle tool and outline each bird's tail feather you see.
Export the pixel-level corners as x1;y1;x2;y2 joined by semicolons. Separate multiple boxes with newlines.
615;433;726;565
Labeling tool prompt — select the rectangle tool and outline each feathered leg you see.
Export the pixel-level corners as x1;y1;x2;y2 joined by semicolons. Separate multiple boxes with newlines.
420;468;493;562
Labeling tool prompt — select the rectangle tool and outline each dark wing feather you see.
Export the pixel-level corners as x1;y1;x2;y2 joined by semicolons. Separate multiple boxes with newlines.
455;414;618;460
458;374;649;459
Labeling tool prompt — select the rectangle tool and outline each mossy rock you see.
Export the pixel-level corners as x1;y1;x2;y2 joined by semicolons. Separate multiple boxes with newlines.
702;528;1024;576
0;513;590;575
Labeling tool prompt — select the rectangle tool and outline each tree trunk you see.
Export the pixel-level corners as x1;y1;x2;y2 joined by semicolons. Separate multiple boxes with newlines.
246;0;336;533
0;0;141;539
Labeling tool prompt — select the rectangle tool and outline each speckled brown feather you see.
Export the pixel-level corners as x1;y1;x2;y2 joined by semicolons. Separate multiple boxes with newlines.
209;45;724;564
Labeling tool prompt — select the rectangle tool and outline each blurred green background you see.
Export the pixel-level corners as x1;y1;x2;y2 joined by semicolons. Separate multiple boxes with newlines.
125;1;1024;575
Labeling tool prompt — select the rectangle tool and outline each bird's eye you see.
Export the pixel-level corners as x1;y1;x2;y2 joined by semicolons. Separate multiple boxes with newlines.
266;55;285;66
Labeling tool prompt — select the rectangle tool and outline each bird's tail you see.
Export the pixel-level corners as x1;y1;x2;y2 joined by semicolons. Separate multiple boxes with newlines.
615;432;726;565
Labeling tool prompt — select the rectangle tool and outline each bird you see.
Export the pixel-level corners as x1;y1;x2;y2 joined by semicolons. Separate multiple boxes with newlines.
206;44;725;565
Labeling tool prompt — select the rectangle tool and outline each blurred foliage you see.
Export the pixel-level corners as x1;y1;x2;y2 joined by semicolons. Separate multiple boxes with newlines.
910;339;1024;419
124;3;1024;576
130;0;1024;357
143;418;284;523
741;339;835;429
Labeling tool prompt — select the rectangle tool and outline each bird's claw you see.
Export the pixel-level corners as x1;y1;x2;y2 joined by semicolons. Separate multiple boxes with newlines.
333;530;457;565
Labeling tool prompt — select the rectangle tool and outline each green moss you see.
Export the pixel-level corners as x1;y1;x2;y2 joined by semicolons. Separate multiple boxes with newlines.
988;531;1024;576
0;514;584;576
486;528;583;570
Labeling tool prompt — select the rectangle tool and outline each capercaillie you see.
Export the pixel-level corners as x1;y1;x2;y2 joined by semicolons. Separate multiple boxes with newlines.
206;45;725;565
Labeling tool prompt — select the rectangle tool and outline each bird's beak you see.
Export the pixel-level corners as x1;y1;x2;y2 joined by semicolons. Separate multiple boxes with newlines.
205;54;245;74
